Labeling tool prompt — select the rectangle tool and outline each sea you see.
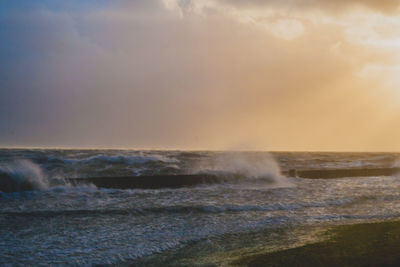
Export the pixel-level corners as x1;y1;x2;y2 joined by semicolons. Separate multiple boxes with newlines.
1;149;400;266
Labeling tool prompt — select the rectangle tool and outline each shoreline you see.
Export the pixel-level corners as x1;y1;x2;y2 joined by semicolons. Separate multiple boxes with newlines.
234;220;400;266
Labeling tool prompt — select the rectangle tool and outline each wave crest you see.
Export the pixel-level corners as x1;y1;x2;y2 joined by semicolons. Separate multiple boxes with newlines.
0;160;67;192
0;160;50;192
192;153;292;187
60;154;178;165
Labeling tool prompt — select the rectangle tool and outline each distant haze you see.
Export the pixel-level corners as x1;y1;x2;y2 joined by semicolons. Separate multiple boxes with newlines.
2;0;400;151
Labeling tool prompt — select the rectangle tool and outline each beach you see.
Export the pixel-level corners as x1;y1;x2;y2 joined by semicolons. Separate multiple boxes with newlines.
236;220;400;267
134;220;400;266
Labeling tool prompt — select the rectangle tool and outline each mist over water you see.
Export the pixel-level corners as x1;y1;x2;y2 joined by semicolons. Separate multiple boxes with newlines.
0;150;292;192
0;160;49;191
1;149;400;265
192;152;292;188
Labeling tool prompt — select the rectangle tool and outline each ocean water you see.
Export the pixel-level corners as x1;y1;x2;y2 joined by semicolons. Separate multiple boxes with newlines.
1;149;400;265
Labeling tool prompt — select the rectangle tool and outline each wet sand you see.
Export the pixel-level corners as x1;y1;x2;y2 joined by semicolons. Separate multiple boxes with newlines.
235;220;400;266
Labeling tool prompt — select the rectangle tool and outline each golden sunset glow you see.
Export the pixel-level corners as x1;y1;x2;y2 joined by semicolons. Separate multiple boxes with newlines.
2;0;400;151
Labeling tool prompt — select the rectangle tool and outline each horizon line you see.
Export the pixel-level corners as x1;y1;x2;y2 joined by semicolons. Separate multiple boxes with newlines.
0;146;399;153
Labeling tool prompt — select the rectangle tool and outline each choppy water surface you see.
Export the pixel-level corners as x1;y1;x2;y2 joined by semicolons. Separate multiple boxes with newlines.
1;150;400;265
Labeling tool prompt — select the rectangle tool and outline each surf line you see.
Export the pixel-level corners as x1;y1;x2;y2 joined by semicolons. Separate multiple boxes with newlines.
67;174;225;189
2;167;400;192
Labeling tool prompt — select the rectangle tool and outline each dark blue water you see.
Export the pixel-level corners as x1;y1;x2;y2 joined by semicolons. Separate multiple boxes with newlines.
1;150;399;265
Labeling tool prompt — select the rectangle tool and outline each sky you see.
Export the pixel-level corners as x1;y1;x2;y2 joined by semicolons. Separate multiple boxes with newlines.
1;0;400;151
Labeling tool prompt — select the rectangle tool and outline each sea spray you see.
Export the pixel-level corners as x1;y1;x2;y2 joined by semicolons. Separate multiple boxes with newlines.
191;152;292;187
0;160;68;192
0;160;49;192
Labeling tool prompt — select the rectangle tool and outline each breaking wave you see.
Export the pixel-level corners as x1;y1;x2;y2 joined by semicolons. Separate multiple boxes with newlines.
192;152;292;187
0;160;50;192
0;152;293;192
0;160;66;193
58;154;178;165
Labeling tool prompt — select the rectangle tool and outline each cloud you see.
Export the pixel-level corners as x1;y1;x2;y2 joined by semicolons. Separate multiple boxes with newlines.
1;0;400;151
220;0;400;14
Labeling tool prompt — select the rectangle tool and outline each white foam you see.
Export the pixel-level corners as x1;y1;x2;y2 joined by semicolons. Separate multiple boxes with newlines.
61;154;178;165
0;160;49;191
192;152;292;187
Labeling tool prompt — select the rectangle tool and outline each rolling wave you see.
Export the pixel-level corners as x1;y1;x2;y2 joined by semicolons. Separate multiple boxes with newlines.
56;154;178;165
0;152;291;192
0;160;65;192
0;199;355;217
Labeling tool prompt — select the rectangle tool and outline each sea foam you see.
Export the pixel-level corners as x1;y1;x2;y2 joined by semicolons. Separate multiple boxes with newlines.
0;160;49;192
192;152;292;187
0;160;68;192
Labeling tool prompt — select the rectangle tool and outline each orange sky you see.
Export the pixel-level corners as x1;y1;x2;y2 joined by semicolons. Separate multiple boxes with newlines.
2;0;400;151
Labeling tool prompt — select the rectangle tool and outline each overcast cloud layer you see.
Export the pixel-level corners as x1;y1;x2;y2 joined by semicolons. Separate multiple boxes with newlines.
1;0;400;151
